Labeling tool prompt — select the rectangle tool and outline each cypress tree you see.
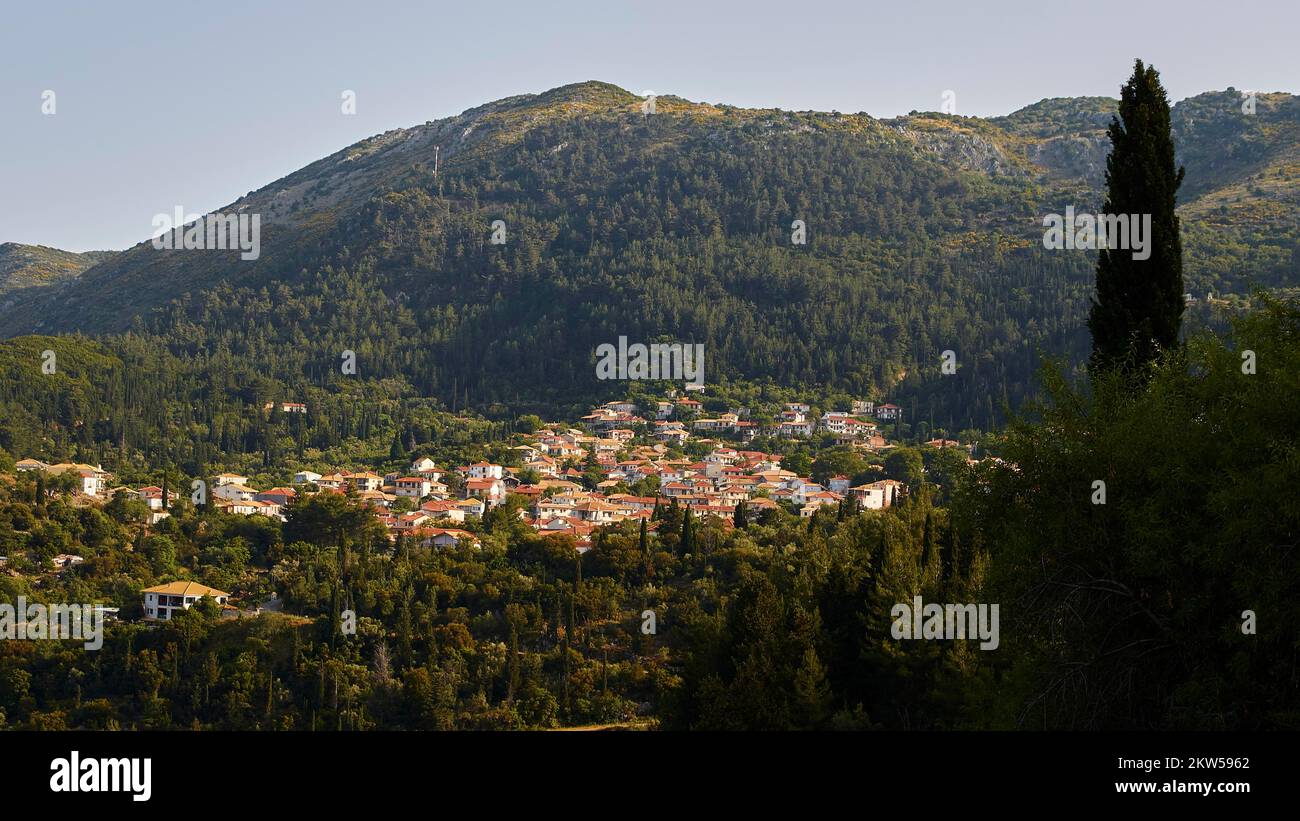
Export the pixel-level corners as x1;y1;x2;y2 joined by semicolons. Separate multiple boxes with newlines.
1088;59;1185;375
922;511;936;570
389;430;408;461
507;623;520;704
639;517;653;582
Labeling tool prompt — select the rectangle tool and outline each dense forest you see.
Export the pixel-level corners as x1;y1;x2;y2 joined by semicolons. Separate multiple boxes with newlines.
0;299;1295;730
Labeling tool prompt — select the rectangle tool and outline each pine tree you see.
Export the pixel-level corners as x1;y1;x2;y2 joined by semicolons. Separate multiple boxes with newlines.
793;647;834;728
1088;59;1185;375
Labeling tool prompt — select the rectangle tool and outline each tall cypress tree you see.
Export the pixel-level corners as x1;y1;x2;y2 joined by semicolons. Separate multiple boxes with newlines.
389;430;408;461
1088;59;1185;375
680;509;693;556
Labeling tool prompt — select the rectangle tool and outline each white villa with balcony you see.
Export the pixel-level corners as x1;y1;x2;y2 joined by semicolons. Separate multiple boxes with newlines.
142;581;231;621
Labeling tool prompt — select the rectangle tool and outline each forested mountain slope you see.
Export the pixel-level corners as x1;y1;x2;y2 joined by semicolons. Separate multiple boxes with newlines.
2;82;1296;424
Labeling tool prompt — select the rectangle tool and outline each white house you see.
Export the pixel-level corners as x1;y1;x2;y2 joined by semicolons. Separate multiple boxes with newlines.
136;486;177;510
455;499;487;519
820;412;851;434
18;461;111;497
213;483;258;502
464;478;505;507
142;581;231;621
850;480;904;509
395;477;433;498
410;457;444;481
874;403;903;421
52;554;85;571
420;500;467;522
419;528;481;550
73;468;108;497
466;462;504;480
345;472;385;492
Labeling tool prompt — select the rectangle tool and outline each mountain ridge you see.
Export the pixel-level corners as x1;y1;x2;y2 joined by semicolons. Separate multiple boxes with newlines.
2;80;1296;422
0;242;116;305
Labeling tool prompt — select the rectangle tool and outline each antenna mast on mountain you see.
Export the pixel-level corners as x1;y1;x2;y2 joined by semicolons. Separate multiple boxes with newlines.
434;144;446;205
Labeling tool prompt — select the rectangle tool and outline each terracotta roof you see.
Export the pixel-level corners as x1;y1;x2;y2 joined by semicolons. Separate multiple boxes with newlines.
143;581;230;597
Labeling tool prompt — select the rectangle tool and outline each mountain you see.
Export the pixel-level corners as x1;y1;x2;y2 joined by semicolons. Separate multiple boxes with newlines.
0;243;115;298
2;81;1297;422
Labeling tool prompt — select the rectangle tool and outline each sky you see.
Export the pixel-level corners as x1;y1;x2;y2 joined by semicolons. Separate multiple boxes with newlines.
2;0;1297;252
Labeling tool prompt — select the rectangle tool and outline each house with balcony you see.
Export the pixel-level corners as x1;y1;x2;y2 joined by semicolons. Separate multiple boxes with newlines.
345;471;385;492
142;581;231;621
466;462;505;480
395;477;433;498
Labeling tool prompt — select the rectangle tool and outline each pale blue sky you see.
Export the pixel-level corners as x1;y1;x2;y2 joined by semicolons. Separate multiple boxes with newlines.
2;0;1296;251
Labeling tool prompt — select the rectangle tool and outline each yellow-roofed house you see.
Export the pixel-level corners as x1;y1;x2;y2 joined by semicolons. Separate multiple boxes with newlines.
142;581;231;621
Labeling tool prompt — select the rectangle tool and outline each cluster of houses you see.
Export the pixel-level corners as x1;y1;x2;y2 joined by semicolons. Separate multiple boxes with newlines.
10;395;960;621
581;397;902;446
330;442;910;550
12;395;930;553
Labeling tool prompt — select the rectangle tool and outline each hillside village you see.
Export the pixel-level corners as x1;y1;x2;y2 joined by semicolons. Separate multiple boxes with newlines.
10;395;967;567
